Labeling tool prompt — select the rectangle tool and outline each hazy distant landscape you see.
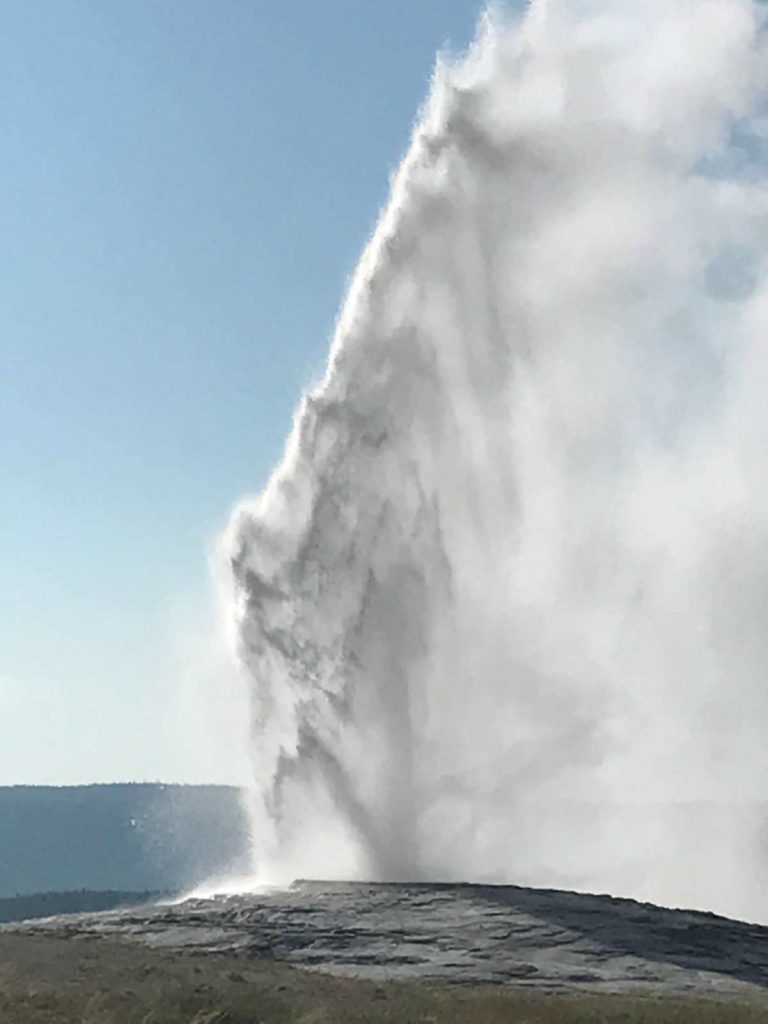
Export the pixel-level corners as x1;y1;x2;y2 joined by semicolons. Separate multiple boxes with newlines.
0;784;249;899
0;890;162;925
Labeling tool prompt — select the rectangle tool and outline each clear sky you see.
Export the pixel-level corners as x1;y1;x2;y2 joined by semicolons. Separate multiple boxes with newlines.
0;1;487;785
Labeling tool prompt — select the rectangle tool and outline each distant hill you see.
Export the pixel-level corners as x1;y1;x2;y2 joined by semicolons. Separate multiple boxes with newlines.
0;784;250;898
0;889;163;924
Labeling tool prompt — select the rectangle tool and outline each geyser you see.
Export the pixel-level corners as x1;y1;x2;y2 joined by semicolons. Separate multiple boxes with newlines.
220;0;768;921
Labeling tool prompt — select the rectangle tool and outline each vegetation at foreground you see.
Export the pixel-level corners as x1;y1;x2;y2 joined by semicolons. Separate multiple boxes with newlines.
0;933;767;1023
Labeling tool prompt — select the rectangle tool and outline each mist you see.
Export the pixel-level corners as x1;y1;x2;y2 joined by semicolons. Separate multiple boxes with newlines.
219;0;768;922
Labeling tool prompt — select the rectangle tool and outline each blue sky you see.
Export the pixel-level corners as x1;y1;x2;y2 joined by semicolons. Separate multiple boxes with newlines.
0;1;486;784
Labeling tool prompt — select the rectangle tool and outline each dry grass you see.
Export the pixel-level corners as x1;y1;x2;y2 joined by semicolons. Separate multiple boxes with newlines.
0;933;767;1023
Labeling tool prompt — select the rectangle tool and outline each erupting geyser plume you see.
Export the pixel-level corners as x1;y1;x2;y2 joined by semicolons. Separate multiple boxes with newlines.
220;0;768;920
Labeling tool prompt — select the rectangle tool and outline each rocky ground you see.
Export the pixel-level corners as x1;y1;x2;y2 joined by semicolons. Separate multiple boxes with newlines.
1;931;768;1023
5;880;768;1002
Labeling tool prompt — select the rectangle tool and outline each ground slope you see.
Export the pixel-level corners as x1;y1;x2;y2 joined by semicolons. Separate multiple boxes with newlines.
1;932;767;1024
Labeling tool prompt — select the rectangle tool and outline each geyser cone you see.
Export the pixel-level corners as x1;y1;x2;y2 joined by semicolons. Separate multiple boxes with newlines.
220;0;768;919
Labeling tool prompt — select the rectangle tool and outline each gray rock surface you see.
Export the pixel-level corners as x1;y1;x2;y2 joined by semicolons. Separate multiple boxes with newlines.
7;880;768;998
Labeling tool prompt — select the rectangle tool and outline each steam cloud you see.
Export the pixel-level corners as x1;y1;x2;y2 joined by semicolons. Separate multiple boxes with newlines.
219;0;768;922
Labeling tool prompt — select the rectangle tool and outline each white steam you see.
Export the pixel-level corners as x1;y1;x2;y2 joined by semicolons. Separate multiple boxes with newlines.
219;0;768;922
